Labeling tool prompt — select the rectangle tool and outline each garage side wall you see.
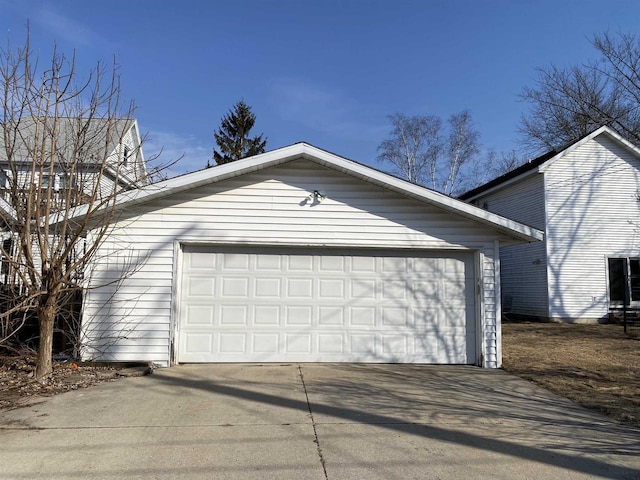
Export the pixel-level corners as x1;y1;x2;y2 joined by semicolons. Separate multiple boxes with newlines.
480;246;500;367
81;159;504;366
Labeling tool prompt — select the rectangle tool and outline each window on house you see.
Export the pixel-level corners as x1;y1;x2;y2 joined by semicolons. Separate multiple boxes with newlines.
40;174;51;189
59;174;77;190
123;145;130;167
0;170;7;189
608;257;640;304
1;238;13;276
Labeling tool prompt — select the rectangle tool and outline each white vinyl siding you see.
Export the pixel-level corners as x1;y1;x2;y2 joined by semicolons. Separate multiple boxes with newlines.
82;158;504;366
471;174;548;317
544;136;640;321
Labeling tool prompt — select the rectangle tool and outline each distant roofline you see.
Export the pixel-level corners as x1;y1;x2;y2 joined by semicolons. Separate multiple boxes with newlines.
458;124;640;201
458;131;597;201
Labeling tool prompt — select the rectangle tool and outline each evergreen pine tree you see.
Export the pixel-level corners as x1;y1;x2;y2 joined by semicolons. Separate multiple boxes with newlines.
213;100;267;165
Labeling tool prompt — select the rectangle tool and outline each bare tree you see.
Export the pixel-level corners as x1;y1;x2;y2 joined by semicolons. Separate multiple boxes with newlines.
377;110;481;196
441;110;480;196
519;32;640;153
0;30;151;380
376;113;441;185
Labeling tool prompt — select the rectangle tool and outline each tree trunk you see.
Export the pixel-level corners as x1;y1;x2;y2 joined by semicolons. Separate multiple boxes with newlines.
35;303;56;381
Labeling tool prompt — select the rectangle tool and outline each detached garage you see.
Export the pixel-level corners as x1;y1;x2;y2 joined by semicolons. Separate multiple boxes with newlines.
80;143;541;368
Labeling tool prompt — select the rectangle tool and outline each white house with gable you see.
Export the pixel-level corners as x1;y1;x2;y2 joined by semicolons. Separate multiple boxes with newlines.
460;126;640;322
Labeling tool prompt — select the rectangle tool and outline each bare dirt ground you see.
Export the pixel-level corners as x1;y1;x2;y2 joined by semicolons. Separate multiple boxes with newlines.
502;321;640;428
0;352;150;411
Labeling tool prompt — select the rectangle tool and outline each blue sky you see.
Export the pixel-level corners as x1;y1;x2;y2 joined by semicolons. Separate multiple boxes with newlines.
1;0;639;176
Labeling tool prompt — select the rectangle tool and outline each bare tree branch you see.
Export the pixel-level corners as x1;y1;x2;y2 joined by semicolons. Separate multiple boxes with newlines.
0;27;159;380
519;32;640;153
377;111;481;196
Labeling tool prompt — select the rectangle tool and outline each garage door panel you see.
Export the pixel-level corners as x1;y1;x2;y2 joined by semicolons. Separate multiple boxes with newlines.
352;256;376;272
254;305;280;325
381;307;408;326
221;277;249;297
382;257;407;273
318;333;344;354
318;306;344;326
350;307;375;326
382;334;407;355
287;278;313;298
255;277;281;297
219;305;247;325
184;305;214;325
181;331;472;363
288;255;313;271
319;278;345;298
286;306;312;325
285;333;312;353
187;252;216;270
178;246;476;364
256;255;281;270
320;256;344;271
253;333;278;353
383;281;406;300
351;279;376;299
186;276;215;297
184;332;213;355
222;253;249;270
218;333;245;353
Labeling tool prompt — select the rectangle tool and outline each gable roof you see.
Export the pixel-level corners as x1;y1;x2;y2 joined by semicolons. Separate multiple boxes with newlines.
63;142;543;243
460;126;640;201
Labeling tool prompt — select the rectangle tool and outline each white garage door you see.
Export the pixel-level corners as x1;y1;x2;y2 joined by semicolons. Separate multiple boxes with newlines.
178;246;476;364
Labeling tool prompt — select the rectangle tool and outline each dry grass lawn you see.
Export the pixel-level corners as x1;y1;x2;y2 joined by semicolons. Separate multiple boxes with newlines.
502;321;640;428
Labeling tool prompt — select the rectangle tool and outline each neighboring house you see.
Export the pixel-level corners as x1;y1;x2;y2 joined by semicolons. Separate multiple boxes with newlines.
0;116;147;285
460;126;640;323
77;142;541;368
0;116;147;204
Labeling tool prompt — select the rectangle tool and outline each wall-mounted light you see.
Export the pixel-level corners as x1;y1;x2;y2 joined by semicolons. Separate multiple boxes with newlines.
300;190;326;207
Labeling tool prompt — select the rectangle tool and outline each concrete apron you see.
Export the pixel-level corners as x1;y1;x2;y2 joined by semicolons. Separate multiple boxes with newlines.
0;364;639;480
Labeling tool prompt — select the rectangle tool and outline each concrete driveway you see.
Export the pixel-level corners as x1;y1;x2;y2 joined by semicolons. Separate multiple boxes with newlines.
1;364;639;479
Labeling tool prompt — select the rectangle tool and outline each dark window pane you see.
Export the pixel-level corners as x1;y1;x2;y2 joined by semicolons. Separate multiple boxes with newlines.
1;238;12;275
609;258;625;302
630;259;640;301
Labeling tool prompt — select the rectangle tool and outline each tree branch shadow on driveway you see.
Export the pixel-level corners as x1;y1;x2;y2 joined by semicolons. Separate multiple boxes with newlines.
150;365;640;479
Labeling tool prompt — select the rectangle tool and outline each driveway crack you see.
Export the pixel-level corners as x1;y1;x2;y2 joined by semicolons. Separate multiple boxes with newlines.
298;364;328;480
